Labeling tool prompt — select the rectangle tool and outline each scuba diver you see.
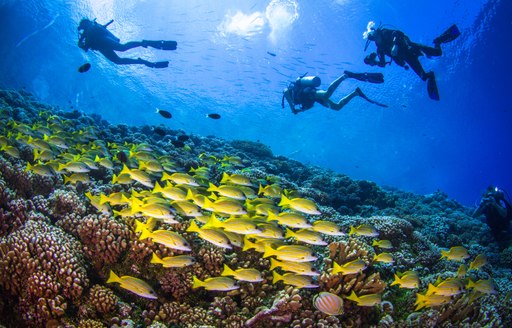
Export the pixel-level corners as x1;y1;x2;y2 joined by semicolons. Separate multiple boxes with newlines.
77;18;177;68
473;186;512;248
282;71;388;114
362;21;460;100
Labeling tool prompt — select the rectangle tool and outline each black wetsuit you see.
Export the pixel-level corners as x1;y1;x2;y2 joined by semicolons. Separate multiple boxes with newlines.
290;83;317;111
482;198;512;247
373;28;441;81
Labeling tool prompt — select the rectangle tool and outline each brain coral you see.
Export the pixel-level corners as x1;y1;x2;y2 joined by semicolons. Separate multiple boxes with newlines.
0;220;89;326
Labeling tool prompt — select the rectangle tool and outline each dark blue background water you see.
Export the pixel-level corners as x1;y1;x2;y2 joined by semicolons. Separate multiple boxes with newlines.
0;0;510;206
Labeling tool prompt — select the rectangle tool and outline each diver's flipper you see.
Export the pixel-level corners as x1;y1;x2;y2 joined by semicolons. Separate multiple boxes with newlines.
427;74;440;100
153;61;169;69
345;71;384;84
433;24;460;46
356;87;389;108
143;40;177;50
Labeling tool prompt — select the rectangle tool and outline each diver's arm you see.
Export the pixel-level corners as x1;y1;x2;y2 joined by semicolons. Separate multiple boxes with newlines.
376;50;387;67
489;200;508;218
283;88;300;114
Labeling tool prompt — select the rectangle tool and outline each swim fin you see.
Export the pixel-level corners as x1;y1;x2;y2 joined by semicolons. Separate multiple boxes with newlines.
427;74;440;100
153;61;169;68
433;24;460;46
142;40;178;50
345;71;384;84
356;87;388;108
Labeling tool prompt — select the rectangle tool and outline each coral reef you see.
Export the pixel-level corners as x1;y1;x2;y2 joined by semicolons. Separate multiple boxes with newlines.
0;89;509;327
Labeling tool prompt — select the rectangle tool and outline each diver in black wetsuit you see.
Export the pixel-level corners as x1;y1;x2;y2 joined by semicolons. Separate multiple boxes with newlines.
362;22;460;100
473;186;512;248
281;71;388;114
77;18;177;68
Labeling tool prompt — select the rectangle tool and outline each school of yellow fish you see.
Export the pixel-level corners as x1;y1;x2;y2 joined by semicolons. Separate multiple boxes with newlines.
0;113;497;317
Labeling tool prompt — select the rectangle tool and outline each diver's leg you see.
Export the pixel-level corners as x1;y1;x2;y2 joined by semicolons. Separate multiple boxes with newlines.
323;74;349;98
417;43;442;57
114;41;145;52
99;49;146;65
328;90;359;111
405;55;428;80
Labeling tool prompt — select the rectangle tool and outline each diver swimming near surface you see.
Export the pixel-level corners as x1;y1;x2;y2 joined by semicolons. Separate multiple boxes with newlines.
77;18;177;68
282;71;388;114
473;186;512;249
362;21;460;100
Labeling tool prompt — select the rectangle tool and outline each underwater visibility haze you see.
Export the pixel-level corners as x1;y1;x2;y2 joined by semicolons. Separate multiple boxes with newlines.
0;0;511;327
0;0;511;205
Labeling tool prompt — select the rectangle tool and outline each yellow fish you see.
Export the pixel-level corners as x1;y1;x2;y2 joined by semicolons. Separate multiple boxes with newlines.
311;220;344;236
94;155;114;169
150;253;196;268
468;254;487;271
139;228;191;251
1;145;20;158
284;228;327;246
372;240;393;249
263;244;317;262
134;218;157;233
221;264;263;282
85;192;111;214
192;276;239;291
207;183;246;200
204;198;247;216
63;173;90;185
426;278;464;296
390;273;419;289
162;172;199;186
187;220;232;249
112;173;134;185
171;200;203;217
26;162;54;177
345;291;381;307
205;214;261;235
467;279;496;294
222;230;244;248
456;264;467;278
332;259;367;275
313;292;344;316
258;184;282;198
440;246;469;261
272;271;318;288
415;293;451;310
153;182;187;201
220;172;253;186
120;164;154;188
106;270;157;299
139;160;164;173
130;201;177;223
373;253;394;264
270;258;319;276
58;161;91;173
278;194;321;215
267;211;311;229
348;224;379;237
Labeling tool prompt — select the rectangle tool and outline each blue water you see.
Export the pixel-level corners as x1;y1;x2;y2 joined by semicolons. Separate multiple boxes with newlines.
0;0;510;206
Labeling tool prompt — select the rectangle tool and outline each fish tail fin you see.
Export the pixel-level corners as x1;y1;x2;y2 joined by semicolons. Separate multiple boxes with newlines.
106;270;120;284
258;184;265;195
99;193;110;205
426;284;436;296
111;173;118;184
284;228;295;239
390;274;401;286
269;258;279;270
63;175;71;184
345;291;358;302
262;244;275;258
348;226;356;235
440;250;448;260
139;227;151;240
332;261;342;275
467;279;475;289
187;220;200;233
242;237;255;251
221;264;235;277
372;240;379;247
151;253;163;264
134;219;145;233
272;271;282;284
192;275;203;289
220;172;230;184
278;194;290;207
207;182;217;192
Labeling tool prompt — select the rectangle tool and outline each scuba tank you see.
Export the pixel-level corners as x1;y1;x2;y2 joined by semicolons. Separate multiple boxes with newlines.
297;76;321;88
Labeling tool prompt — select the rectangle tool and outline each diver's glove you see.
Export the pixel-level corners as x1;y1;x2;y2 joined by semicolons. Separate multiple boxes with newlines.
364;52;378;66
